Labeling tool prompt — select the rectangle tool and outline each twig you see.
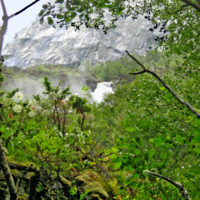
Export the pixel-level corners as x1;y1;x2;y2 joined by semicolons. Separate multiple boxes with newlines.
167;4;189;14
8;0;41;19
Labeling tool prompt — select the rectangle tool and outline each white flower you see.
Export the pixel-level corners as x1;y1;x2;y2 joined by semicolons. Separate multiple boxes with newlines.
42;110;50;116
48;92;58;100
13;105;22;113
28;99;37;106
28;111;36;118
14;92;24;101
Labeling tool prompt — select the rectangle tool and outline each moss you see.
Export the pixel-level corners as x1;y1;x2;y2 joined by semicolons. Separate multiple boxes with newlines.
2;147;8;155
59;175;72;187
24;172;35;180
91;194;104;200
11;169;21;178
6;155;37;170
75;170;114;200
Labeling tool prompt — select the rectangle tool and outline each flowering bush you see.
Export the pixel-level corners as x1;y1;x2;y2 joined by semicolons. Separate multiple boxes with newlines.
12;104;23;113
13;92;24;101
28;98;37;106
28;111;36;118
42;110;50;116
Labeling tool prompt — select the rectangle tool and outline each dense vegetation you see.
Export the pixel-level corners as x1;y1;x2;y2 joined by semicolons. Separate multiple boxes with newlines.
1;48;199;199
0;0;199;199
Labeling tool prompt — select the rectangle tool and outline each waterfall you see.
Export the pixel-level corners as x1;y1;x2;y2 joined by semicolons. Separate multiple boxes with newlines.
91;82;114;103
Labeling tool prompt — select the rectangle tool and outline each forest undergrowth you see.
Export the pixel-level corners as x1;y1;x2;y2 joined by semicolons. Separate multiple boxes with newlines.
0;50;200;199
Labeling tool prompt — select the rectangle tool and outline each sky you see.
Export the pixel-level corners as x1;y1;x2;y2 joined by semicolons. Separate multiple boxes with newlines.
0;0;56;50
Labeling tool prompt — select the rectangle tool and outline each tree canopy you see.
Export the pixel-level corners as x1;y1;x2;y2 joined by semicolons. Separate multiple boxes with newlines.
39;0;200;71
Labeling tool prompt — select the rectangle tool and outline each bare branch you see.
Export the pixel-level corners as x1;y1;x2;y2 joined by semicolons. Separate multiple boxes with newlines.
181;0;200;12
0;0;40;56
167;4;189;14
126;50;200;119
129;70;146;75
125;50;146;70
197;0;200;7
8;0;41;20
144;170;191;200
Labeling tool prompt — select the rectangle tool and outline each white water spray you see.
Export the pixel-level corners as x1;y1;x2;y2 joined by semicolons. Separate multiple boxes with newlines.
91;82;114;103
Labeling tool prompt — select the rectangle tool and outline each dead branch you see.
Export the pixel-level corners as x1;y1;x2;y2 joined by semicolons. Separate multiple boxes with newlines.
144;170;191;200
125;50;200;119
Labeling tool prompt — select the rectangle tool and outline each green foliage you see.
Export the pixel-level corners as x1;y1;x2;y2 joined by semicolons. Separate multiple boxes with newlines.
47;17;54;25
42;4;48;9
3;0;200;198
1;49;200;198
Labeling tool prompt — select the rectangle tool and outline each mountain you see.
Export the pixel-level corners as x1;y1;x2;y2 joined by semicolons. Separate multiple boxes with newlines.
2;15;164;69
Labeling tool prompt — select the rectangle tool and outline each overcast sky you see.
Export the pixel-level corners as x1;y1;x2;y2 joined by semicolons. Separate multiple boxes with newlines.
0;0;56;50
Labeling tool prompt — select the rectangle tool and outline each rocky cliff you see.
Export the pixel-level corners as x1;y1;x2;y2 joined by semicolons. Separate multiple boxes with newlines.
2;14;164;69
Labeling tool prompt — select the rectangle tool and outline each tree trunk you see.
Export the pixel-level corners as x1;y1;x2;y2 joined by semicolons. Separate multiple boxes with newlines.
0;139;18;200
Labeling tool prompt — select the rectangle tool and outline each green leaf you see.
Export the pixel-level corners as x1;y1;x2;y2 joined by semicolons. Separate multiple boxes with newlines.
135;149;141;155
85;14;89;21
81;85;89;92
42;4;48;9
55;0;64;3
154;137;163;147
175;134;183;143
110;154;117;159
126;127;136;132
164;92;173;100
161;194;167;200
47;17;54;25
111;147;118;153
72;0;81;5
148;149;155;159
70;12;77;20
38;9;45;17
160;87;166;90
134;173;140;178
114;162;122;169
160;152;167;159
57;14;63;19
149;138;154;143
64;17;71;23
0;125;6;132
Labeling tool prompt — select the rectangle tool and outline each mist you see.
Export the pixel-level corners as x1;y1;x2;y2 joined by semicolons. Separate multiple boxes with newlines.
2;73;91;101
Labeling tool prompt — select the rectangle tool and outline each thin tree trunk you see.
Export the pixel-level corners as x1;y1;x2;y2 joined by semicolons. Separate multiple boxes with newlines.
0;139;18;200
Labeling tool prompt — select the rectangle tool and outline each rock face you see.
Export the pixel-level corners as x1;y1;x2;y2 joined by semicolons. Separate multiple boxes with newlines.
2;14;164;69
85;77;100;92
